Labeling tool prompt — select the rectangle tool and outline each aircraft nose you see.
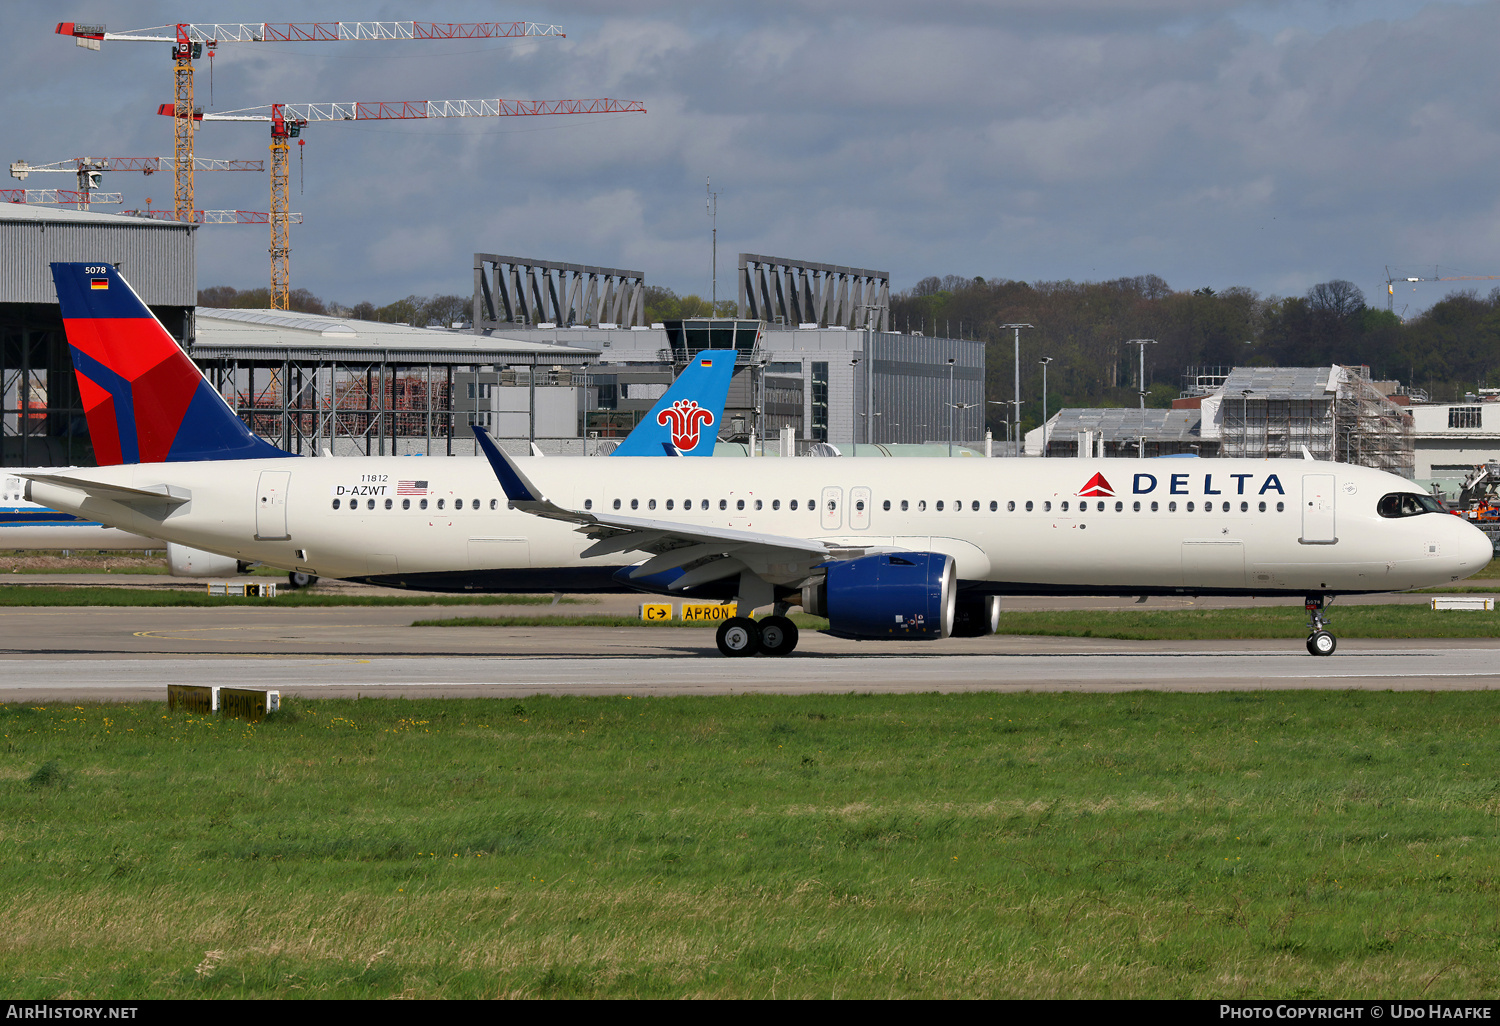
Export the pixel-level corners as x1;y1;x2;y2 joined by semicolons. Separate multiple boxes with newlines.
1454;522;1495;578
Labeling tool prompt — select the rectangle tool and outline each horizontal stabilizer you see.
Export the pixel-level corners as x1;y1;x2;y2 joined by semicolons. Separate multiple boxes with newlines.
20;472;190;508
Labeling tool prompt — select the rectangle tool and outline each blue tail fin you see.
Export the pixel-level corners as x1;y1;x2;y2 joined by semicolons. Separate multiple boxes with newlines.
611;350;737;457
50;262;290;464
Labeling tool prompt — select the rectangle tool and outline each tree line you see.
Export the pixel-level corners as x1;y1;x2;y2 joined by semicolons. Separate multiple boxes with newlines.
198;285;469;329
202;271;1500;438
890;275;1500;435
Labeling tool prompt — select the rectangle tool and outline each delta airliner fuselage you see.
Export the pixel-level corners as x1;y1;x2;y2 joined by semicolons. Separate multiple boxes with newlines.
26;454;1492;599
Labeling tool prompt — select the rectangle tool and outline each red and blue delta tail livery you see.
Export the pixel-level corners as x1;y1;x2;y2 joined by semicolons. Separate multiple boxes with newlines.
610;349;738;457
51;262;289;464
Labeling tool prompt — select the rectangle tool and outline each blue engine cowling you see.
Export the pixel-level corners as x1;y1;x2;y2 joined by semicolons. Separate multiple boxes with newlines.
801;552;956;640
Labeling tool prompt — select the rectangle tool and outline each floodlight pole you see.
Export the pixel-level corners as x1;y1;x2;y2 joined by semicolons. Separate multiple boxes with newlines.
1039;357;1053;457
1000;324;1032;456
1127;338;1156;409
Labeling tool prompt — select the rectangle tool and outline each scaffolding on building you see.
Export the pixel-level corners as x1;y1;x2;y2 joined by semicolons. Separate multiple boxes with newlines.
1219;366;1413;476
1336;368;1415;476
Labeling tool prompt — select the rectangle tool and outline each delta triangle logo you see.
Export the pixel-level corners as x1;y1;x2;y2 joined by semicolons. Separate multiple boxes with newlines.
1077;472;1115;497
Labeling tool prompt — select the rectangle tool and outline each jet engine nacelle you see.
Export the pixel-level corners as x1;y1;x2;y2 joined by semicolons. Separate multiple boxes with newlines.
802;552;956;640
167;542;240;578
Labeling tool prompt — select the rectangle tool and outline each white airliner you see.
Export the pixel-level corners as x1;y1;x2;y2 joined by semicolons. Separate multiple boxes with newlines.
21;437;1493;657
20;262;1494;658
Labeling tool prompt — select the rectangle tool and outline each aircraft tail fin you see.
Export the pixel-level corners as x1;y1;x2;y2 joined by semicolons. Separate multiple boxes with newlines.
610;349;737;457
50;262;290;464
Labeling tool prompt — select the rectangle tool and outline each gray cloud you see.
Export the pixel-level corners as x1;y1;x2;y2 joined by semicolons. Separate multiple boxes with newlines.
3;0;1494;313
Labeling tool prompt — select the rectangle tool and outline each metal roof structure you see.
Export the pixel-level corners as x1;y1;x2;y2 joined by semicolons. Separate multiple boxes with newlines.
0;204;195;306
194;307;597;364
1221;366;1339;399
1047;407;1203;442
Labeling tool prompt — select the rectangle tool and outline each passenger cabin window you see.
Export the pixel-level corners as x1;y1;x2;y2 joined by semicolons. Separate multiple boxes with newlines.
1378;493;1446;518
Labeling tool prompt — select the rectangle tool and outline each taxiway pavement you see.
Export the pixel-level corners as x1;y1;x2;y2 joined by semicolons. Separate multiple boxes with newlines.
1;601;1497;701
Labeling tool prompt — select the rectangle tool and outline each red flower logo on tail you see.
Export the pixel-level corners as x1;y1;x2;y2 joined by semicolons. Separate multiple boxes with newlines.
1077;472;1115;497
657;399;715;451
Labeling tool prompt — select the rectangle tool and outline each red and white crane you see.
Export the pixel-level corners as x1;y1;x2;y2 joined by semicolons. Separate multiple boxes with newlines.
10;155;263;211
56;20;565;222
164;96;647;308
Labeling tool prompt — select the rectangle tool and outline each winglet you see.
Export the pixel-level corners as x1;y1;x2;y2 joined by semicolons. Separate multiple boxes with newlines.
661;441;682;456
472;424;543;503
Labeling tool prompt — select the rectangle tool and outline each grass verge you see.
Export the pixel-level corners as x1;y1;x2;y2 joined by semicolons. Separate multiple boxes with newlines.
0;586;582;608
1;691;1497;998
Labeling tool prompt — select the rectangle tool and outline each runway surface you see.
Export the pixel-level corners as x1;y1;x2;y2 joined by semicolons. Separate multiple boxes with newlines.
2;601;1498;700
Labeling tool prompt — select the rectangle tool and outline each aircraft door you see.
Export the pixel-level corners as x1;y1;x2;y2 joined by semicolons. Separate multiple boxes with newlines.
820;486;843;531
1300;474;1337;544
849;486;872;530
256;471;291;540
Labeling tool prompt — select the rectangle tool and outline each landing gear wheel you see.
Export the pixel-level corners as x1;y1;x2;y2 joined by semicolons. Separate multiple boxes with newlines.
716;617;761;657
756;615;799;657
287;571;318;589
1307;630;1337;657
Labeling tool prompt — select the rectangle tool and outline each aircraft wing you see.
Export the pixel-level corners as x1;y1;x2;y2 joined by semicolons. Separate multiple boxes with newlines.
473;425;852;589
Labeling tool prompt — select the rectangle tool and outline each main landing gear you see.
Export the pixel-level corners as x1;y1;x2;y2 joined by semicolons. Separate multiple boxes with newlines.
1305;594;1336;656
715;614;800;657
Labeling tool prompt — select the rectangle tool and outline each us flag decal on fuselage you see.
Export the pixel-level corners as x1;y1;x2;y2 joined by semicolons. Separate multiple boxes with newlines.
397;480;428;495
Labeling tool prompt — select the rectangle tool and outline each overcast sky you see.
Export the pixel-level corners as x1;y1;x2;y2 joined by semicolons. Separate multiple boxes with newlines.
4;0;1495;315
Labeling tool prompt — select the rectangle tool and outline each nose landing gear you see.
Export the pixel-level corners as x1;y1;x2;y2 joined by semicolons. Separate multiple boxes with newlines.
1305;594;1336;656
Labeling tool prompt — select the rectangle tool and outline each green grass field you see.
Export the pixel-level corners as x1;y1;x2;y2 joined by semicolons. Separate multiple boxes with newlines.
0;586;581;608
3;691;1498;999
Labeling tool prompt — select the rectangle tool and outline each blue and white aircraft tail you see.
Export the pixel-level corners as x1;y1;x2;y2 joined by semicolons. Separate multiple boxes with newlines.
609;351;736;456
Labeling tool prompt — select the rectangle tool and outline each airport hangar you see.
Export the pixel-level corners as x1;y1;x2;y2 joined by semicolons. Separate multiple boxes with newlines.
1;204;985;466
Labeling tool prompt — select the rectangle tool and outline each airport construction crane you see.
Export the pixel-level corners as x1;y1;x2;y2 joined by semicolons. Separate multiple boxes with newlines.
1385;265;1500;312
10;155;262;211
2;188;122;208
165;97;647;309
55;20;565;222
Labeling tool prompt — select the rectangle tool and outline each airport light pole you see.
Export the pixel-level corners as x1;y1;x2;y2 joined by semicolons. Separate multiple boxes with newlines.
1126;338;1156;409
948;402;979;454
999;324;1032;456
1039;357;1053;457
947;357;956;457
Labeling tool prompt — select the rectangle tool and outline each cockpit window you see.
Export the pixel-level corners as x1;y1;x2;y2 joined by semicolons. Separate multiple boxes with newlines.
1377;492;1446;518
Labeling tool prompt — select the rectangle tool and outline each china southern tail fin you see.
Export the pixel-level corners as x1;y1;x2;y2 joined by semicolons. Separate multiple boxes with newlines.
50;262;290;464
610;349;737;457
